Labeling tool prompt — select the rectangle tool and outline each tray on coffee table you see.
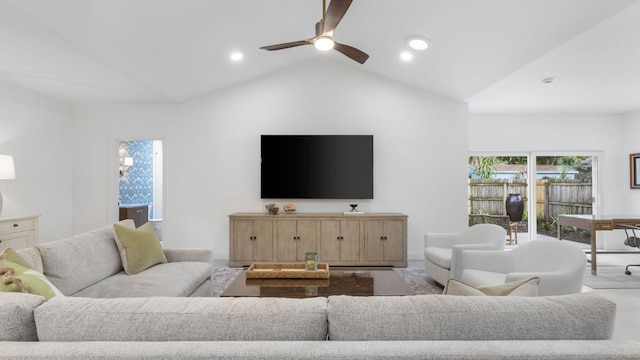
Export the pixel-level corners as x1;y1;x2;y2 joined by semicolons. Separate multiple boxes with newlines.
246;263;330;279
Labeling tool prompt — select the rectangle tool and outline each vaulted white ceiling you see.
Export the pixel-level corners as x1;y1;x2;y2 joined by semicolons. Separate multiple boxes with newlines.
1;0;639;114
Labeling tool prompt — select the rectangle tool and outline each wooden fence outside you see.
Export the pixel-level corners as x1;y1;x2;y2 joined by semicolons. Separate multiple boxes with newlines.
469;179;592;220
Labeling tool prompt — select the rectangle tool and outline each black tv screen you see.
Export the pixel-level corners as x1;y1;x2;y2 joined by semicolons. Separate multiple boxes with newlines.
261;135;373;199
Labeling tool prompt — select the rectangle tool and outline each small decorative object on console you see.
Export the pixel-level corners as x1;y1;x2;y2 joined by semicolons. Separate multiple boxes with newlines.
265;203;279;215
344;204;364;215
283;203;296;213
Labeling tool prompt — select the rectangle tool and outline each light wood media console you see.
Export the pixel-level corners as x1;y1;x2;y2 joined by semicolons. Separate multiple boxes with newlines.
229;212;408;267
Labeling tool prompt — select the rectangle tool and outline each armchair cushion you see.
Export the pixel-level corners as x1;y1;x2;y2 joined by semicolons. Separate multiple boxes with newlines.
424;247;452;269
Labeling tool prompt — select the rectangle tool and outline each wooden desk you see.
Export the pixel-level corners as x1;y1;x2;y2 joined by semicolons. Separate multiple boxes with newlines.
558;214;640;275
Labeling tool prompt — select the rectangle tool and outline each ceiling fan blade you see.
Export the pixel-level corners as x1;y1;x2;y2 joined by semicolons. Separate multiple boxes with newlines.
334;42;369;64
260;40;311;51
323;0;353;33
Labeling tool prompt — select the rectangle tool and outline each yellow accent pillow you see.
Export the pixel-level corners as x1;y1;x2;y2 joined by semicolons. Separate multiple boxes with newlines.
113;222;167;275
443;277;540;297
0;248;64;299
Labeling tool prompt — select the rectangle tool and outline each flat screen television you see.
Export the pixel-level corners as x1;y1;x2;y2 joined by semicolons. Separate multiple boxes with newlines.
261;135;373;199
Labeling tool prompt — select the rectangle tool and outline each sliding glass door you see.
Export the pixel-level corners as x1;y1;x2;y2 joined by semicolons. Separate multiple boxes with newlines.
469;152;600;242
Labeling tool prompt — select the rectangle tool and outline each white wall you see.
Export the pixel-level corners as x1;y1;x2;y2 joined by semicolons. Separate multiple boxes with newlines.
72;58;469;260
0;83;73;242
469;113;628;248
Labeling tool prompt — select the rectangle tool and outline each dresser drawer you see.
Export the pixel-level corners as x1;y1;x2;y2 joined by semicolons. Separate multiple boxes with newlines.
0;218;36;234
0;230;34;251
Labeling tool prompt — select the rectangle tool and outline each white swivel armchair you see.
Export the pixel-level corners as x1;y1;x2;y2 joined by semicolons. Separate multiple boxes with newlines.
424;224;506;286
458;240;587;296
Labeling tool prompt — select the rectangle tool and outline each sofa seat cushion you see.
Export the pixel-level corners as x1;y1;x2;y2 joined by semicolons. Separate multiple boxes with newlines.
35;296;328;341
424;247;451;269
71;261;212;298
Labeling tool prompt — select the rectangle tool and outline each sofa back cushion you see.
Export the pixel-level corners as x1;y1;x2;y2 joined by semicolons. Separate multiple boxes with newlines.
0;292;46;341
36;223;124;295
327;293;615;341
35;296;328;341
15;247;44;273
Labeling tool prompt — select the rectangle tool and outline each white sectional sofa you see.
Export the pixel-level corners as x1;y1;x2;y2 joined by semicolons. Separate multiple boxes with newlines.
13;220;213;298
2;291;640;359
3;222;640;359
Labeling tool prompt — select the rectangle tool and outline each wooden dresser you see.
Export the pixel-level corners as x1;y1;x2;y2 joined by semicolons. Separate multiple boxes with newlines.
0;215;40;251
229;212;408;267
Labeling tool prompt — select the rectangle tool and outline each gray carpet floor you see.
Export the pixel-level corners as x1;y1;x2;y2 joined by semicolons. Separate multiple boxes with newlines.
584;264;640;289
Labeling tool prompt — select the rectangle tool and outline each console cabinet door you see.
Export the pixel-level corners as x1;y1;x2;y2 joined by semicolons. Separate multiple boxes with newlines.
233;220;273;262
319;220;360;262
295;220;318;260
382;220;404;261
277;220;317;261
365;220;404;262
319;220;341;261
252;220;274;261
232;220;254;261
340;220;360;261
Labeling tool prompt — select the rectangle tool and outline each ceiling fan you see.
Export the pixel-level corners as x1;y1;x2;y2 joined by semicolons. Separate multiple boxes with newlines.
260;0;369;64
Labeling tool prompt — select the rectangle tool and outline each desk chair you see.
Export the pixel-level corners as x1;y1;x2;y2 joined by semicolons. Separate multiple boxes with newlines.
620;224;640;275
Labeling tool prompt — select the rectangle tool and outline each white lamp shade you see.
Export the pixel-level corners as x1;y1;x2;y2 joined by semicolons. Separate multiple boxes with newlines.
0;155;15;179
124;157;134;167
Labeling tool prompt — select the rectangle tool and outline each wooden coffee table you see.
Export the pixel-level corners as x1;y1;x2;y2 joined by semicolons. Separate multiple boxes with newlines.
221;268;414;298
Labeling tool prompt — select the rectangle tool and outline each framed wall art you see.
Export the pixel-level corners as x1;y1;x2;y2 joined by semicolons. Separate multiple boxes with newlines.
630;153;640;189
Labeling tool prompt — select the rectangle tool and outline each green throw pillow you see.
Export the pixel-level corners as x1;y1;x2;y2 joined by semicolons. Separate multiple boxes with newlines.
443;277;540;297
113;222;167;275
0;248;63;300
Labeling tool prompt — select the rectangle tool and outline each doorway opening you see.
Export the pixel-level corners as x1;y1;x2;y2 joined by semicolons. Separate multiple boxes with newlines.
118;140;163;237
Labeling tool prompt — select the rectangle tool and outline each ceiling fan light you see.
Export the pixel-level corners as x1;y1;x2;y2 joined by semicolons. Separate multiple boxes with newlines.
407;36;431;51
314;36;335;51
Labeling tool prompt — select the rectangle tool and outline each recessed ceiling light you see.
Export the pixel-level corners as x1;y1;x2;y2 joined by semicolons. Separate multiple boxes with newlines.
230;52;243;61
407;36;431;51
542;77;555;84
400;52;413;61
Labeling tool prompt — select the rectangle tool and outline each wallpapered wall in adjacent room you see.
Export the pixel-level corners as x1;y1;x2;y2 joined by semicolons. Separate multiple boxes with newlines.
119;140;154;217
